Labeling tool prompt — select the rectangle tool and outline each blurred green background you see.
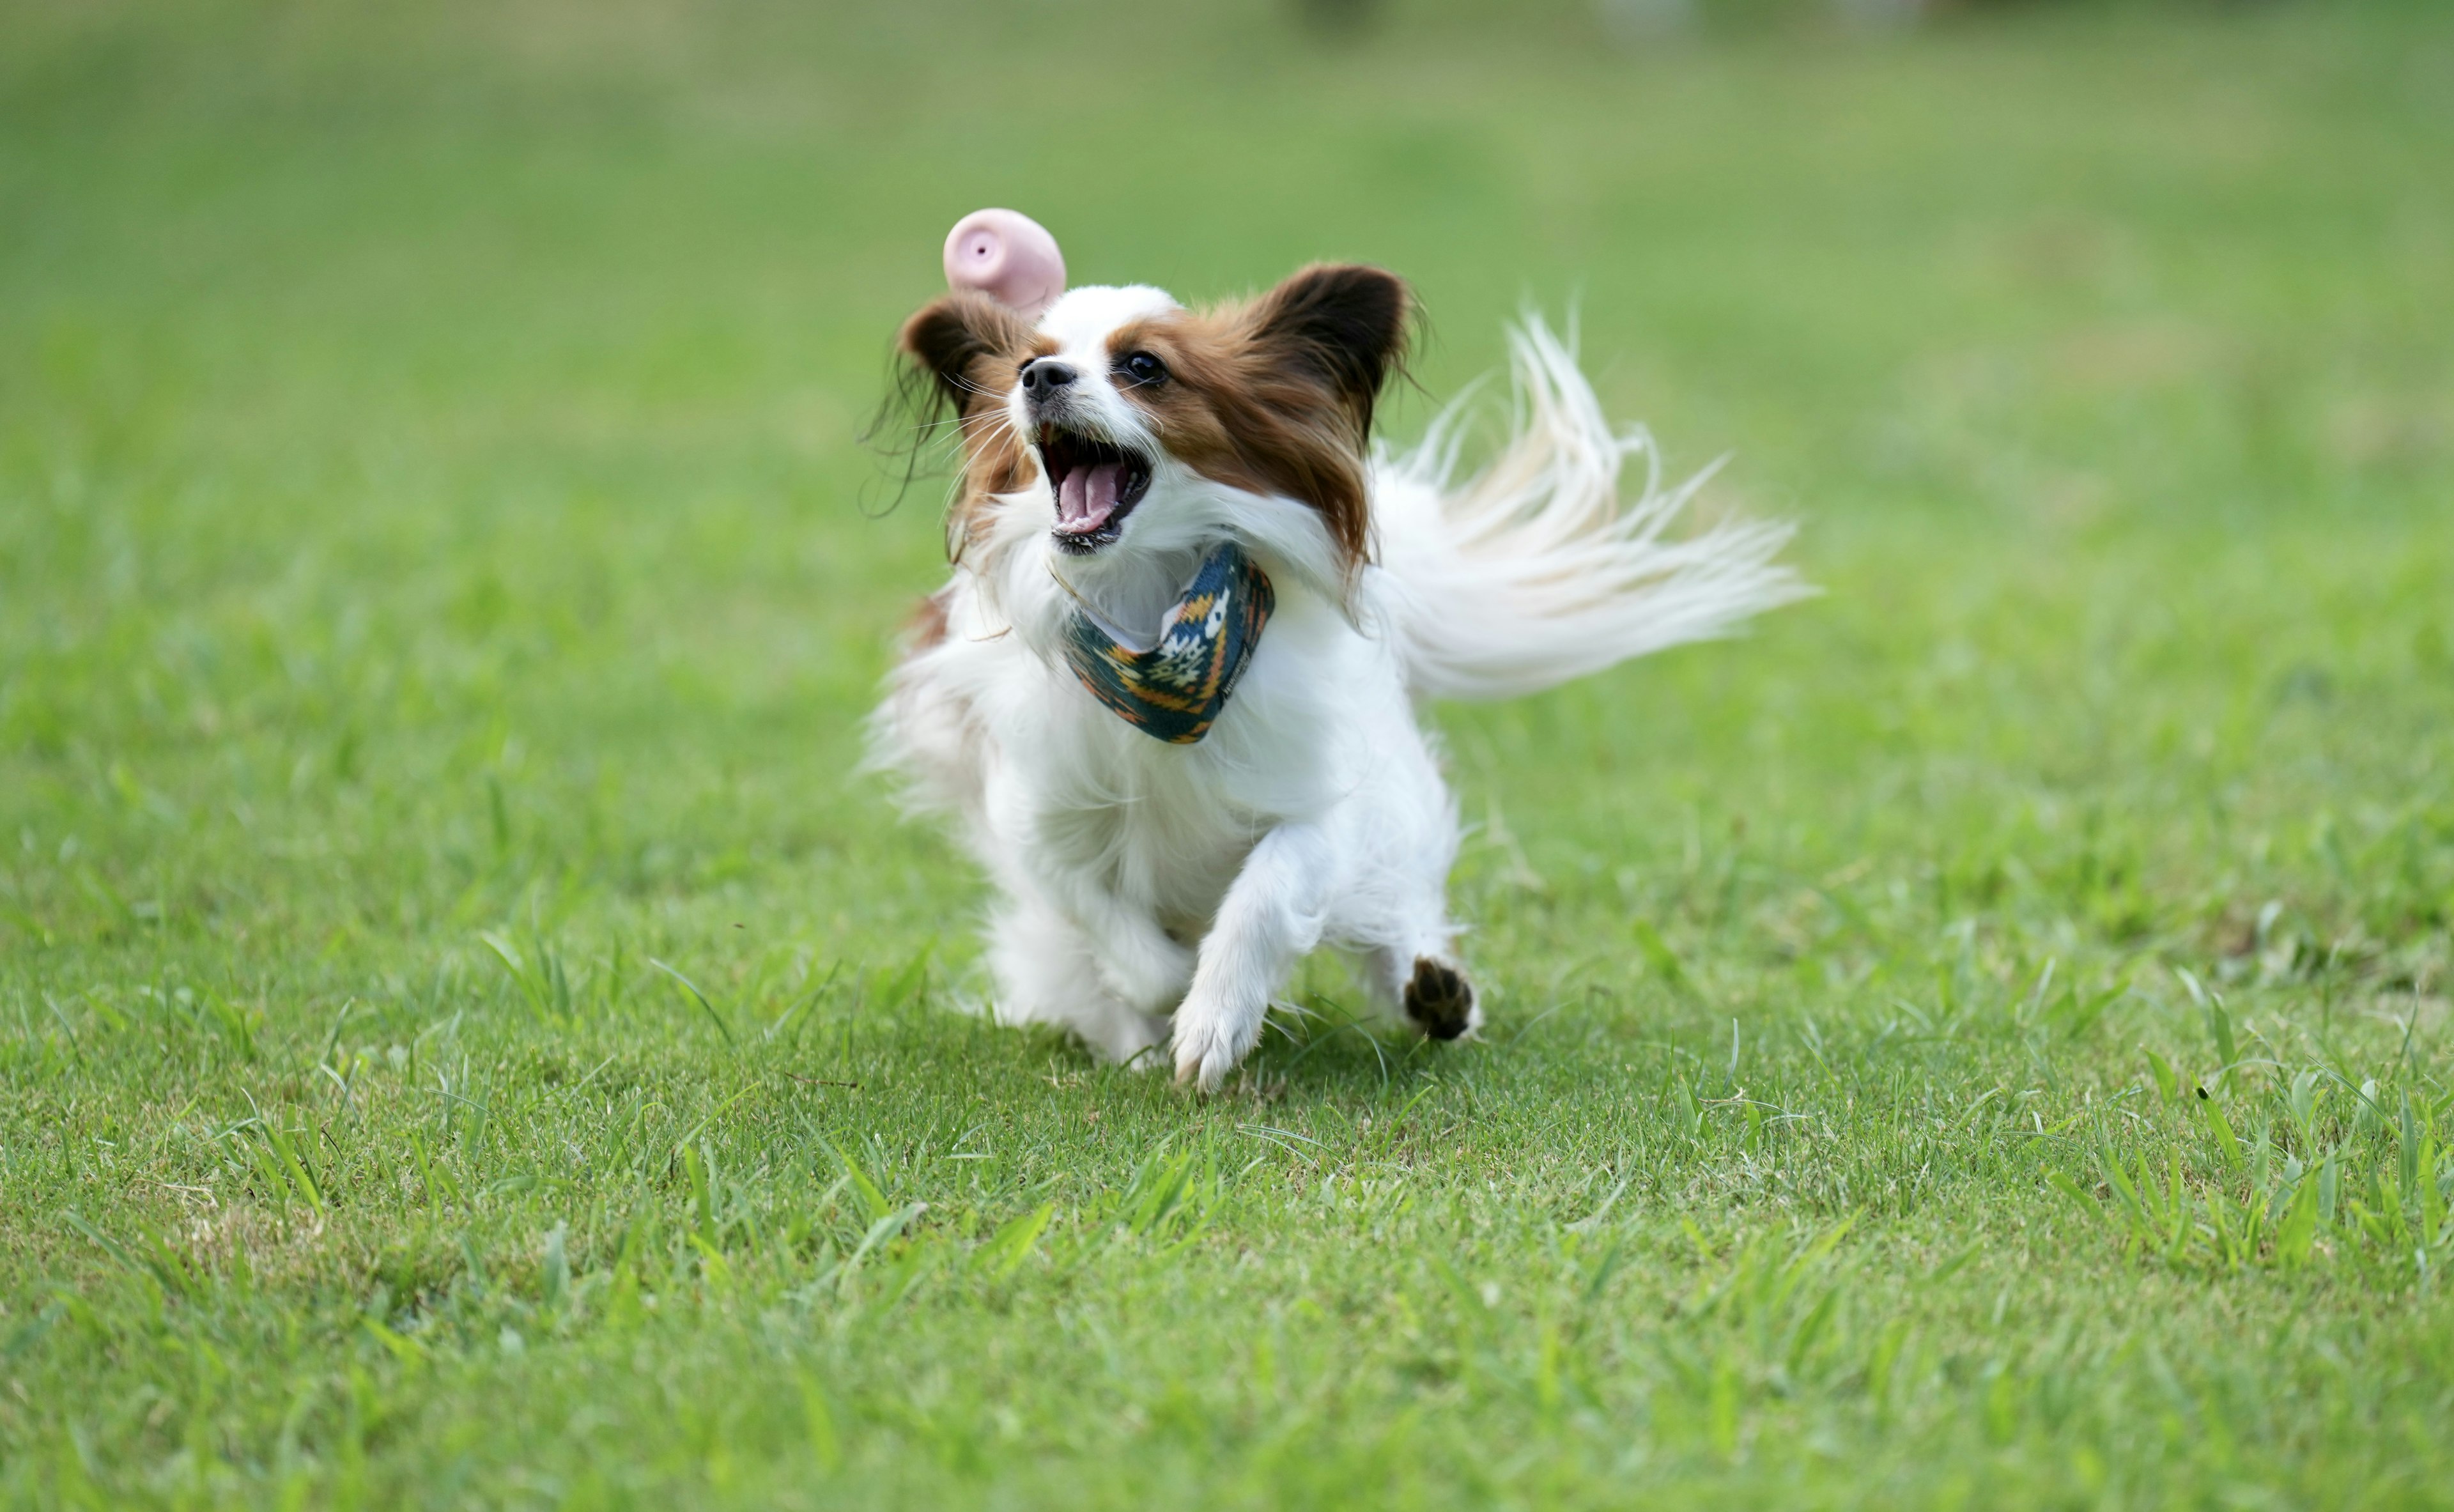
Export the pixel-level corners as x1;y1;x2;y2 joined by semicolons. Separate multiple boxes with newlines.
4;1;2451;1507
7;0;2446;962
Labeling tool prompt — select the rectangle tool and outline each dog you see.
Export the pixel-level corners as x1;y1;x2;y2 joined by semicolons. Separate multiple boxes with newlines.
872;263;1803;1090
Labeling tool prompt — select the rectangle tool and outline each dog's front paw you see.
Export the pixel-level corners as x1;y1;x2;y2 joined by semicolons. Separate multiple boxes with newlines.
1169;995;1261;1093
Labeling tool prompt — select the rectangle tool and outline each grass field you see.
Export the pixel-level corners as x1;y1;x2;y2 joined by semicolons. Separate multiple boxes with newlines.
5;0;2454;1506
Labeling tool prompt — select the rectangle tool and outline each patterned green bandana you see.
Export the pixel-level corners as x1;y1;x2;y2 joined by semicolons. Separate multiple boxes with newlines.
1058;544;1276;744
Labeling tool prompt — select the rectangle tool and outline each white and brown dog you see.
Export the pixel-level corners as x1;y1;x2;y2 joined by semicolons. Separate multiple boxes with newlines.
873;229;1802;1090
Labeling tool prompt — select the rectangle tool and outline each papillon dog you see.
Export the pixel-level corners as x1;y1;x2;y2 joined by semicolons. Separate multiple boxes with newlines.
873;264;1802;1090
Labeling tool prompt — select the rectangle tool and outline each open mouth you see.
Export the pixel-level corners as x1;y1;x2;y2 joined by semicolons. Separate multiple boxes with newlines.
1038;424;1152;553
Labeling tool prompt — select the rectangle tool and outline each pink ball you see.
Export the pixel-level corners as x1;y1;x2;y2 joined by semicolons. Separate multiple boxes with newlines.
943;209;1067;321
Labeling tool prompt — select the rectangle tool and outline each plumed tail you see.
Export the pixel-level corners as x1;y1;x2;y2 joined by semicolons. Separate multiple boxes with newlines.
1372;317;1809;702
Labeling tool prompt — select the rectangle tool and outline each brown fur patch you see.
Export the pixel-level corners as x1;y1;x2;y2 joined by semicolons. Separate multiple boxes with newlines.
1403;956;1474;1040
1106;264;1412;574
905;585;953;651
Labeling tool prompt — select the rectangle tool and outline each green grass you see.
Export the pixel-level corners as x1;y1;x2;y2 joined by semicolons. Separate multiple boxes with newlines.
6;0;2454;1506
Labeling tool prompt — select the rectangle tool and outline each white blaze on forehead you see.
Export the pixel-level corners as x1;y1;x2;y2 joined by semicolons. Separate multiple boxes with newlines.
1036;284;1180;359
1020;284;1177;469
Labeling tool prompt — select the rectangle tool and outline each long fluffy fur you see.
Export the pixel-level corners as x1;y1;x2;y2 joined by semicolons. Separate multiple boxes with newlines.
1371;317;1810;702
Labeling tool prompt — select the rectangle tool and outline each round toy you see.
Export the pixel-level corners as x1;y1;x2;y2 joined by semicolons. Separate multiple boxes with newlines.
943;209;1066;320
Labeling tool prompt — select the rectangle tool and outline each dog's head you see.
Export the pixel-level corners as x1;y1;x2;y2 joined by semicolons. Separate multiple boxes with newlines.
897;264;1412;582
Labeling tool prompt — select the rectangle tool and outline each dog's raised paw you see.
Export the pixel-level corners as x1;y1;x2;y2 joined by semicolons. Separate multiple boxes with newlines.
1403;957;1475;1041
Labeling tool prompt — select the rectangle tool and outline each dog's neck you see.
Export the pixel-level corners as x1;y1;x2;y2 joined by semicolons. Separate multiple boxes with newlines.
1044;544;1208;653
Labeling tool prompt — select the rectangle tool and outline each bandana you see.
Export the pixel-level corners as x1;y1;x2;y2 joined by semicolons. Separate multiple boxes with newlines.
1058;544;1275;744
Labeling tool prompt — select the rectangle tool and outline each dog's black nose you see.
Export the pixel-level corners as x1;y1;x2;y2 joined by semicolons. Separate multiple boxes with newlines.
1019;359;1076;398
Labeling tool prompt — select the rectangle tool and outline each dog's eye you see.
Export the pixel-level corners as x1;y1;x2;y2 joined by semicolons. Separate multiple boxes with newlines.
1120;351;1168;387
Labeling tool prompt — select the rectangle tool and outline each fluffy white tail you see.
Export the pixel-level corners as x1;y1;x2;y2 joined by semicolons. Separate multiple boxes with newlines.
1371;318;1809;702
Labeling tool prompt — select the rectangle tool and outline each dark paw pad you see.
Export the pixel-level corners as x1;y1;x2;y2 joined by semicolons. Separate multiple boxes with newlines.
1403;957;1474;1041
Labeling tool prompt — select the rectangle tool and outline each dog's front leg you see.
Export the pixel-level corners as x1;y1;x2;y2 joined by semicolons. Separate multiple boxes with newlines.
1171;822;1334;1091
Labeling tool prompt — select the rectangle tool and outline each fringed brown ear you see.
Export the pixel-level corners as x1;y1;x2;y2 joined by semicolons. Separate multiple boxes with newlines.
899;291;1033;415
1246;264;1413;441
886;291;1037;564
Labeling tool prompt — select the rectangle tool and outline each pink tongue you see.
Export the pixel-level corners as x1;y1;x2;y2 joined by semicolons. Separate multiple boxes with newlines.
1056;462;1125;532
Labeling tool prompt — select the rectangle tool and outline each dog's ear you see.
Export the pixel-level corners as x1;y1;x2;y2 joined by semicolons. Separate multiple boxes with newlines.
899;291;1033;414
1246;263;1413;438
878;292;1038;564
